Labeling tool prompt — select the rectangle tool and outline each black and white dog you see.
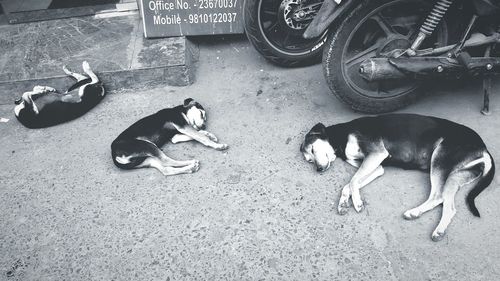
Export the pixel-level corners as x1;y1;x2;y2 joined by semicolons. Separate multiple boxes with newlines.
301;114;495;241
111;98;229;176
14;61;105;128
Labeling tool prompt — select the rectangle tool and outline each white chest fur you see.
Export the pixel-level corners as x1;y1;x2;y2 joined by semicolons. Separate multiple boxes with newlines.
345;134;364;160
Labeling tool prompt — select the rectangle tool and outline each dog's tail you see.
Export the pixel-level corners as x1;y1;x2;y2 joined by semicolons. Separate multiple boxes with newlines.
466;151;495;217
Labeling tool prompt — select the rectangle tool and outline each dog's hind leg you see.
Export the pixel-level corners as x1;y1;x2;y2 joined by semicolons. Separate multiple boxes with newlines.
403;167;447;220
112;139;199;175
33;86;57;93
62;65;88;81
81;61;99;84
431;169;479;241
404;140;450;220
139;157;200;176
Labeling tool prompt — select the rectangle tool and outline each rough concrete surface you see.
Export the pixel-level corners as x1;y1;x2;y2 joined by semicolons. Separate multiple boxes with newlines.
1;35;500;280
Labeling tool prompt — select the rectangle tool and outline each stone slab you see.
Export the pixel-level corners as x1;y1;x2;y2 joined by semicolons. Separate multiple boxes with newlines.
0;13;198;104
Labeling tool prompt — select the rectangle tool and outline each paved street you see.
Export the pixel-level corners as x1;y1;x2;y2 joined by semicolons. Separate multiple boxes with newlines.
1;35;500;280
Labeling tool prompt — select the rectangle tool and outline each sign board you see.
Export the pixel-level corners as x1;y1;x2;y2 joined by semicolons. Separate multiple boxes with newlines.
140;0;244;38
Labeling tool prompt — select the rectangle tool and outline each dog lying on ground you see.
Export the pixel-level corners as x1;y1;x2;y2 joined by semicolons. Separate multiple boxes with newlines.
300;114;495;241
111;98;229;176
14;61;105;128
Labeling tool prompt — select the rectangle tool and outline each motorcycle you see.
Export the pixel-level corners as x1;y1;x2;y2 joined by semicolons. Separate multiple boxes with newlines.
244;0;500;114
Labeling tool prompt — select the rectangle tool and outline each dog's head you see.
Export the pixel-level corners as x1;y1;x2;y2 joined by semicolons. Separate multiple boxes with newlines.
300;123;336;172
183;98;206;130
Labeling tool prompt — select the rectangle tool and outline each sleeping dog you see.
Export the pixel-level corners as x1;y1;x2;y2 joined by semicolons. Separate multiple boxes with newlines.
301;114;495;241
111;98;229;176
14;61;105;128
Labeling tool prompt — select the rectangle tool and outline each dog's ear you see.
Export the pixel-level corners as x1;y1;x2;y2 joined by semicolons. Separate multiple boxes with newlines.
184;98;195;107
310;123;326;136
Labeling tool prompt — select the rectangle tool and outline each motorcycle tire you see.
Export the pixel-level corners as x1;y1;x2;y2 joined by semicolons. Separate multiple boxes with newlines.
243;0;328;67
323;0;449;113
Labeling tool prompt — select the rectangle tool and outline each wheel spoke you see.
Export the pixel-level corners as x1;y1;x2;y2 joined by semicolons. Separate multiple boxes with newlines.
282;33;291;48
264;21;279;33
371;14;397;36
262;10;278;17
345;43;380;67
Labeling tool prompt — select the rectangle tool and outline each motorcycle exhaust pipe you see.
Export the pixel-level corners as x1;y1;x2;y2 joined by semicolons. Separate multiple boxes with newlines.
359;57;500;82
358;59;407;82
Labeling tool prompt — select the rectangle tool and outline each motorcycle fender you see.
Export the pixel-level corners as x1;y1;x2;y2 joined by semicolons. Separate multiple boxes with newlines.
303;0;356;39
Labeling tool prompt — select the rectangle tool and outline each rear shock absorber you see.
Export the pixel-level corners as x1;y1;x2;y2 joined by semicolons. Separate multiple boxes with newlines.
407;0;454;56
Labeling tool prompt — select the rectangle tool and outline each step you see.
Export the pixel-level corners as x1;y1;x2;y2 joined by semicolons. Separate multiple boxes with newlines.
0;12;198;105
2;1;139;24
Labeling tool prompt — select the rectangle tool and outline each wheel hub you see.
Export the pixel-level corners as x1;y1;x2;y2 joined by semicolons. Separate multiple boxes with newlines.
377;35;411;58
279;0;312;32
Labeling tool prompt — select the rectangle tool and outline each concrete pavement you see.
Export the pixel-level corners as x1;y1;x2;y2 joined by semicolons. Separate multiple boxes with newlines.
1;35;499;280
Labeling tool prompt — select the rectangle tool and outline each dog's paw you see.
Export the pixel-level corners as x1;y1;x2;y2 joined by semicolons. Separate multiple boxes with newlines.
431;230;446;242
337;197;349;216
351;193;364;213
190;161;200;173
353;201;365;213
215;143;229;151
403;209;420;220
82;61;90;71
337;200;349;215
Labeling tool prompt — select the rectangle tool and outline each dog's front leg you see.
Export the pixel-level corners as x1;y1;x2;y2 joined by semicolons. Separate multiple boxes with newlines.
19;91;40;114
347;152;388;213
171;134;193;144
338;165;385;215
198;130;218;142
174;125;228;150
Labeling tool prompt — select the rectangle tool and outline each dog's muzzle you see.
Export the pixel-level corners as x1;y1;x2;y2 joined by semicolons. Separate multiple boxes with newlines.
14;98;22;105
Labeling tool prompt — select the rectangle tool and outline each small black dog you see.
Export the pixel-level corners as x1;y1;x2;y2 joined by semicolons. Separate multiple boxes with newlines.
111;98;229;176
14;61;105;128
301;114;495;241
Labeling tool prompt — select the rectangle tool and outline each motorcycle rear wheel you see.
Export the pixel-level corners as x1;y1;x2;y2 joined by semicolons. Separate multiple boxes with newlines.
244;0;328;67
323;0;449;113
